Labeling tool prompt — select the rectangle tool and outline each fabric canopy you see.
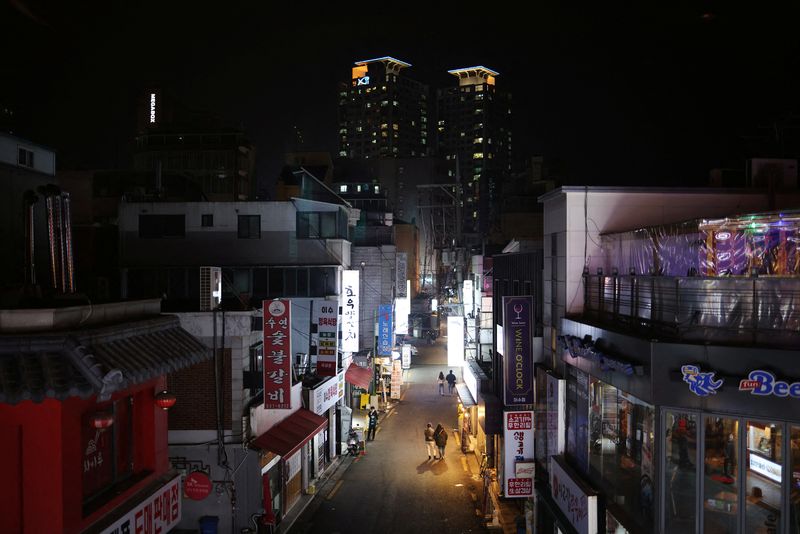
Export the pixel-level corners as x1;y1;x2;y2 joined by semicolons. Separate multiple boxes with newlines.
345;362;372;390
251;408;327;458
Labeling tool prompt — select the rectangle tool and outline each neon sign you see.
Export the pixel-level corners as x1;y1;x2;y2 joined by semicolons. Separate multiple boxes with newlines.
357;76;370;86
149;93;157;123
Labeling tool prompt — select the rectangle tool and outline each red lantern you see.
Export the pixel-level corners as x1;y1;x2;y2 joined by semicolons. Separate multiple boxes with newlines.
155;390;177;410
91;412;114;430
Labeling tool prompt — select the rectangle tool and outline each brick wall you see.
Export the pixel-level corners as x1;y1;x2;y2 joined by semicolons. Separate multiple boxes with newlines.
168;349;232;430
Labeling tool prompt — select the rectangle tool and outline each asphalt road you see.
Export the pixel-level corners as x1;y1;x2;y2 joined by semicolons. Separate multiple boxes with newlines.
288;337;487;534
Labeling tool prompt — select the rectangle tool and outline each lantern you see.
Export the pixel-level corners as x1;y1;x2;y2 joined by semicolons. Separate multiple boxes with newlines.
155;390;177;410
91;412;114;430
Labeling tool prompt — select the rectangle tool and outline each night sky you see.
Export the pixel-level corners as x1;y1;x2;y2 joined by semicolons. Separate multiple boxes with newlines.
4;1;800;188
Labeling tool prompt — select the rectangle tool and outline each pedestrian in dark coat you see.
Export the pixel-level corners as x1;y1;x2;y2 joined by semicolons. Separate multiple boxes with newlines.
367;406;378;440
434;423;448;459
446;370;456;395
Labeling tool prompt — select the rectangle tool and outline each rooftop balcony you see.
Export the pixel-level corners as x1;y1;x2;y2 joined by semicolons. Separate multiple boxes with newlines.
581;273;800;349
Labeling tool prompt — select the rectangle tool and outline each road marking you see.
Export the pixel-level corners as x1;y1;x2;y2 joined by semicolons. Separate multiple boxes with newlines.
326;480;344;500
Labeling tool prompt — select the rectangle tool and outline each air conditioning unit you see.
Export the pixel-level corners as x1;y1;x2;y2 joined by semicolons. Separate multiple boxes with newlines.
199;266;222;311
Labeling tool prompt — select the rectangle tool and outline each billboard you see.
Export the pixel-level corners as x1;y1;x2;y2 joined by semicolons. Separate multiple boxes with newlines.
502;296;534;406
447;315;464;367
377;304;393;356
503;411;534;498
312;300;338;376
341;270;359;352
263;299;292;409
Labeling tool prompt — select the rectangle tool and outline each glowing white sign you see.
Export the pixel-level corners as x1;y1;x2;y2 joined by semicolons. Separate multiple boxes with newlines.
149;93;157;123
447;316;464;367
341;270;360;352
749;453;782;483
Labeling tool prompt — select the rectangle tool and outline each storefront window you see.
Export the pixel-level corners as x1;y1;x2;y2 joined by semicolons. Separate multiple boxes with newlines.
745;421;782;533
703;417;739;534
791;426;800;534
664;411;697;532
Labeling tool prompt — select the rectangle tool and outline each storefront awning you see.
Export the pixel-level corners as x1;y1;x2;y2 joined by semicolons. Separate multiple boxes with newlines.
345;362;372;390
251;408;327;458
455;384;477;407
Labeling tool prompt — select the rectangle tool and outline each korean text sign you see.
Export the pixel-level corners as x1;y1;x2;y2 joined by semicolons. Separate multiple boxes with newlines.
341;270;359;353
313;300;338;376
377;304;393;356
263;299;291;409
99;475;181;534
503;296;534;405
503;411;534;497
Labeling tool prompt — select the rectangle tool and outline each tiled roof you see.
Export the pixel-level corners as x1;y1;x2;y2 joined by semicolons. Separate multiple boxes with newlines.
0;315;208;405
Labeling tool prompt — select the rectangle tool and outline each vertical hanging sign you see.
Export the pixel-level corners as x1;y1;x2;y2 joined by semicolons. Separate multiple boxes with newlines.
503;410;535;498
377;304;393;356
263;299;291;409
313;300;338;377
341;270;360;353
395;253;408;298
503;296;534;406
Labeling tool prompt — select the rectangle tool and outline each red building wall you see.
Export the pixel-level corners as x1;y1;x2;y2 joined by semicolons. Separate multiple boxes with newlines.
0;376;169;534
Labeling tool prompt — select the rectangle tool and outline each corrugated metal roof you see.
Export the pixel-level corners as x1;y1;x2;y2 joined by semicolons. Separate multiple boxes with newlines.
0;315;208;405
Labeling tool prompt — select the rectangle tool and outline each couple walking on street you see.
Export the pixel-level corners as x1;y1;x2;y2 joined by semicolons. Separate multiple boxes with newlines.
437;370;456;396
424;422;448;460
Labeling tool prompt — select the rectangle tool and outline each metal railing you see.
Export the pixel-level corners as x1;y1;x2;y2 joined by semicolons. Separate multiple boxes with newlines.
582;274;800;348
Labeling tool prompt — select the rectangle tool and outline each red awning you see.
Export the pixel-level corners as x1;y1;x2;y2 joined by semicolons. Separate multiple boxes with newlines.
251;408;327;457
345;363;372;390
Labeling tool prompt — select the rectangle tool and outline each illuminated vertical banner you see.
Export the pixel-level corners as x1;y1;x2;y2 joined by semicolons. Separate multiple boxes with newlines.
503;411;534;498
341;270;359;352
395;253;408;298
503;296;534;405
263;299;291;409
377;304;393;356
313;300;338;377
447;315;464;367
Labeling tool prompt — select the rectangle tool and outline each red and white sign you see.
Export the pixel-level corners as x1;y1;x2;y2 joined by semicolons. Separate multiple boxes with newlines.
264;299;292;409
99;474;181;534
183;471;213;501
313;300;338;376
503;411;534;498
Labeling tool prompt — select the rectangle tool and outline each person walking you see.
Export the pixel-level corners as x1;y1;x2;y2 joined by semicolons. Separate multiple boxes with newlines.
434;423;448;460
446;370;457;395
424;423;437;460
437;371;445;396
367;406;378;441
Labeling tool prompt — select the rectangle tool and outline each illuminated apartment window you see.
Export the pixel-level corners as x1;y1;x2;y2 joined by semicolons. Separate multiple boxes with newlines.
339;150;347;157
339;185;348;193
475;109;483;115
472;211;478;218
381;123;388;129
392;124;398;130
438;120;445;126
372;139;377;144
476;93;484;100
488;153;494;159
474;137;483;144
460;132;466;137
381;132;388;138
356;126;363;132
411;120;416;126
381;101;389;107
356;185;362;192
421;138;426;144
421;116;427;123
475;85;484;92
339;128;347;134
393;100;399;106
473;152;484;159
373;185;380;194
392;147;398;153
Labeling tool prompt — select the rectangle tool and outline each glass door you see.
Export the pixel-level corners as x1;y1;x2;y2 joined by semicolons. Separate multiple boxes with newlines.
744;420;783;533
703;416;739;534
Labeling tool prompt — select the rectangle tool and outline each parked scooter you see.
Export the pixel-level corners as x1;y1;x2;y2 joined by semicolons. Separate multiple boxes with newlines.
347;428;359;456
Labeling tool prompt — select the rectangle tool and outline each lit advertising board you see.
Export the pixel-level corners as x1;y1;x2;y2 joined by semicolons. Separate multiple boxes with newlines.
312;300;338;376
263;299;292;409
503;411;535;498
341;270;359;352
503;296;534;405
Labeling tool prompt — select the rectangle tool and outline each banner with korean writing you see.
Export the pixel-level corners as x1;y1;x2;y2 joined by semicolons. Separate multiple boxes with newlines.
377;304;393;356
503;410;534;498
312;300;338;376
395;253;408;298
99;474;181;534
502;296;534;405
263;299;291;409
341;270;359;353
